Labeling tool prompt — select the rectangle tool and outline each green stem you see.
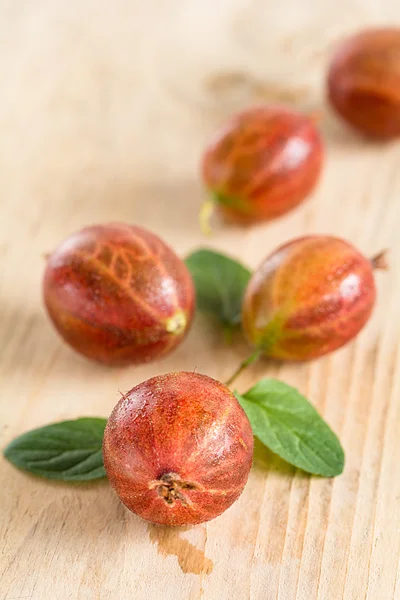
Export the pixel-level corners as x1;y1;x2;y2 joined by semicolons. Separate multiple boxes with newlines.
224;349;262;387
199;198;215;237
222;324;234;345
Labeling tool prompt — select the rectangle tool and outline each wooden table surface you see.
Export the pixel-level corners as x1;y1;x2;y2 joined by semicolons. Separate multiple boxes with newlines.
1;2;400;599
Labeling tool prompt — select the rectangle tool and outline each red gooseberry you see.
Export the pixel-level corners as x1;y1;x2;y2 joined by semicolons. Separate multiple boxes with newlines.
242;235;387;361
103;372;254;526
327;28;400;138
201;105;324;229
43;223;195;366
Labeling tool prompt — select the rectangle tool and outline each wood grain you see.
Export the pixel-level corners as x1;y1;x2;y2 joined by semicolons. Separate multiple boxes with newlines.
1;2;400;599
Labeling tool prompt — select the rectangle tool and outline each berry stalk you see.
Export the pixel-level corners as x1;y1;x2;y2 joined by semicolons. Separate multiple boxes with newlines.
224;349;262;387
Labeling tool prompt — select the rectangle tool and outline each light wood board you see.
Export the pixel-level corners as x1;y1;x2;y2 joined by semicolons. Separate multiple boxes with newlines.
1;2;400;599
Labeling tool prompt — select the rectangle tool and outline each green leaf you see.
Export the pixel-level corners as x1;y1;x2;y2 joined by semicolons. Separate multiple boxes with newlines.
4;418;107;481
235;379;344;477
185;249;251;328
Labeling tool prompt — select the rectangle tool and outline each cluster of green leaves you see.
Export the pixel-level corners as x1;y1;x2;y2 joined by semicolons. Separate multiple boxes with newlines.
187;248;344;477
4;249;243;481
4;379;343;481
4;249;344;481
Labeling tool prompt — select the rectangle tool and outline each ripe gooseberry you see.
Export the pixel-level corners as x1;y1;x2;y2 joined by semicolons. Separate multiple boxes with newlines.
103;372;254;526
201;105;324;231
242;235;387;361
327;28;400;138
43;223;195;365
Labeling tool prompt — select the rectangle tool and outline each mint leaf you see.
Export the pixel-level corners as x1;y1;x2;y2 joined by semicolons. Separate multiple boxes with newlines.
185;249;251;329
235;379;344;477
4;418;107;481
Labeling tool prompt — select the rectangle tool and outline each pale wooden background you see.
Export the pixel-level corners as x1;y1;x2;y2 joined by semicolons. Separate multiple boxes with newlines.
1;2;400;599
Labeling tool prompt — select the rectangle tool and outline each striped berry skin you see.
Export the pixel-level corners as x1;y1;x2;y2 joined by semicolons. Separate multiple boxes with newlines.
103;372;254;526
43;224;195;366
201;106;323;224
327;28;400;139
242;236;378;361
